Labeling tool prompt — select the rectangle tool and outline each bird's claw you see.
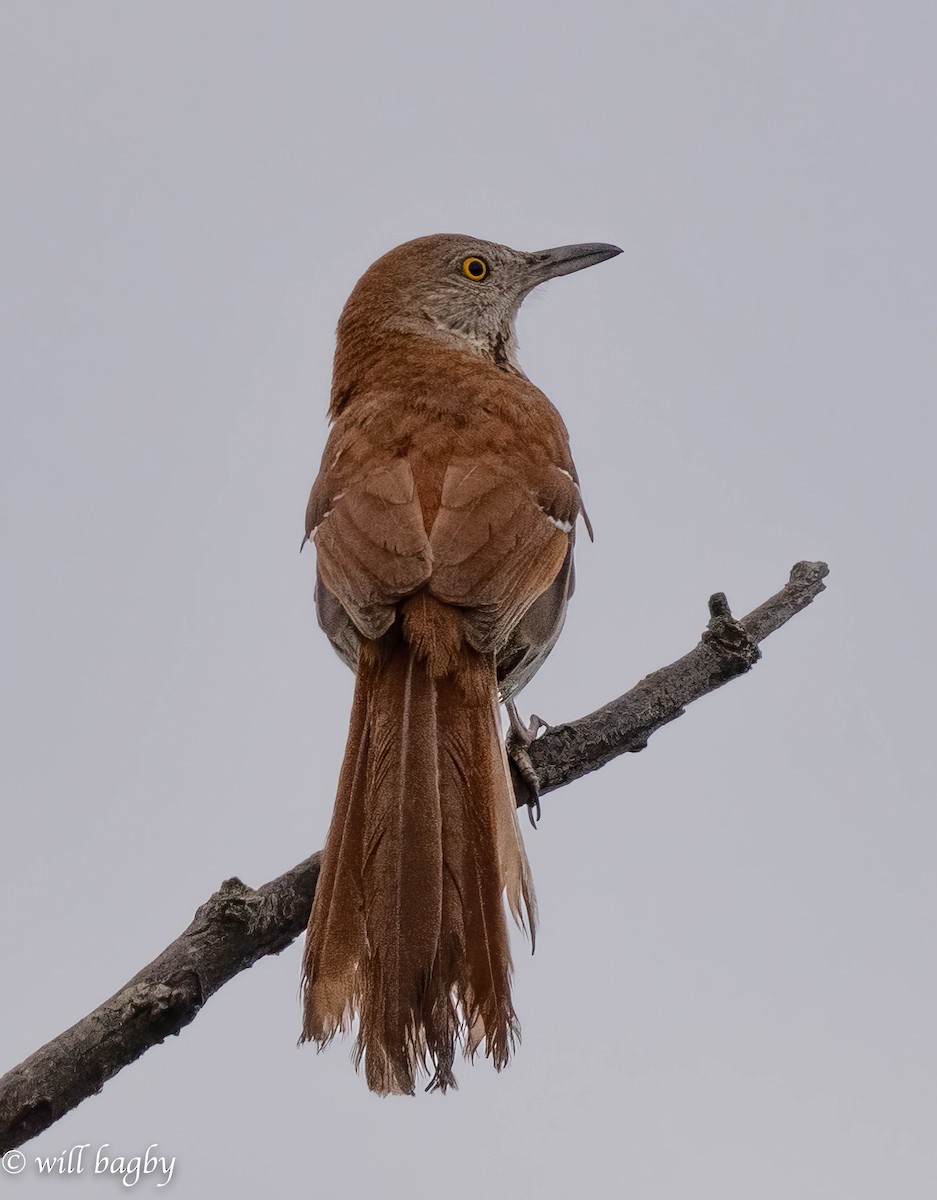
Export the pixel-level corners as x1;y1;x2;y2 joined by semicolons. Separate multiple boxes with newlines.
505;700;548;828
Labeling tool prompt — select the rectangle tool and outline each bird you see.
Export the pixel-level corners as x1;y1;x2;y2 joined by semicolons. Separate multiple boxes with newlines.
300;233;622;1094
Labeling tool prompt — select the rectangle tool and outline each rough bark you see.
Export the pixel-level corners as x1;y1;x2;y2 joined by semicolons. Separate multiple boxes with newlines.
0;560;828;1152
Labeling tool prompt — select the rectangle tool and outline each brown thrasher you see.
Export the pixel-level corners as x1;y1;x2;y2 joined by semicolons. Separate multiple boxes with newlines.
300;233;621;1094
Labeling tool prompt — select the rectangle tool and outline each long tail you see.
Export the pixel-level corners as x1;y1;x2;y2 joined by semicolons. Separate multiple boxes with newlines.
301;604;536;1095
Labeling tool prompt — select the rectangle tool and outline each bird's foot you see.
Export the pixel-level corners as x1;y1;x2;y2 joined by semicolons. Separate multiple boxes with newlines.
505;700;548;828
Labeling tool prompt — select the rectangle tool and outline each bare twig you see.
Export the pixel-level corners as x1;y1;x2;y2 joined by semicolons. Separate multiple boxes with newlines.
0;561;828;1151
528;559;829;790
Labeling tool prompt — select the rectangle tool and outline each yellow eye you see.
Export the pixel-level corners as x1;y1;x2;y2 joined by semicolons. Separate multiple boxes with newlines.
462;256;488;281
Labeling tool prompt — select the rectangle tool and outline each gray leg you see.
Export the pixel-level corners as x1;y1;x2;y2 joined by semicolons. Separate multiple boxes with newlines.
505;699;548;828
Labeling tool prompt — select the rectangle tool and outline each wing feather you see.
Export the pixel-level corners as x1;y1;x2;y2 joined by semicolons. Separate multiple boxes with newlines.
429;458;577;653
314;458;432;640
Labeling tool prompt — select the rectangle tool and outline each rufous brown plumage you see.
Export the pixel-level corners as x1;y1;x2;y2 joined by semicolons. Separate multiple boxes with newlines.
300;233;621;1094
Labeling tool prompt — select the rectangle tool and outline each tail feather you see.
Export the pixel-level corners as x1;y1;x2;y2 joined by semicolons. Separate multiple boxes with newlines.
301;611;536;1095
300;686;369;1041
492;701;538;946
434;677;526;1073
358;646;443;1094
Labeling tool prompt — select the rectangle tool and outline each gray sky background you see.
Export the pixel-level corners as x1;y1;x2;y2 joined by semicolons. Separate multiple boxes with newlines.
2;2;935;1196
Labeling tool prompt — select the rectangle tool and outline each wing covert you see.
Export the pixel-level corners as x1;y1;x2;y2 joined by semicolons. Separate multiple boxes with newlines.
312;457;432;640
428;457;577;653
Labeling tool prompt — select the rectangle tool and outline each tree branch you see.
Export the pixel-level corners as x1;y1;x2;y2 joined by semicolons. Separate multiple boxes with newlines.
0;560;828;1151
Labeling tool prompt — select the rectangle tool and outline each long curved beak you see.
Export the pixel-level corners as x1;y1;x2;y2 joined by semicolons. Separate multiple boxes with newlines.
524;242;623;285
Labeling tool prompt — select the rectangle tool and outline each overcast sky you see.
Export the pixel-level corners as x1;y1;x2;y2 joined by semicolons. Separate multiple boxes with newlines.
2;2;935;1196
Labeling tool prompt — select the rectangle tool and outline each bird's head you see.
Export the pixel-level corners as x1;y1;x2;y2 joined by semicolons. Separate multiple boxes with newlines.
335;233;622;376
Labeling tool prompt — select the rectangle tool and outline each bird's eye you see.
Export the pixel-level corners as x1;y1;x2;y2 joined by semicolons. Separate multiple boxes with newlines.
461;256;489;281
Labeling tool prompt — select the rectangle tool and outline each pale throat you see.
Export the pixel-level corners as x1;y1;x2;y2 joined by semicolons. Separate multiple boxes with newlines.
422;312;521;370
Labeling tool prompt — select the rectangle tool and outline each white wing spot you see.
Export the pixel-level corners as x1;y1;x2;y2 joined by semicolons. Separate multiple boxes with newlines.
543;511;573;533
